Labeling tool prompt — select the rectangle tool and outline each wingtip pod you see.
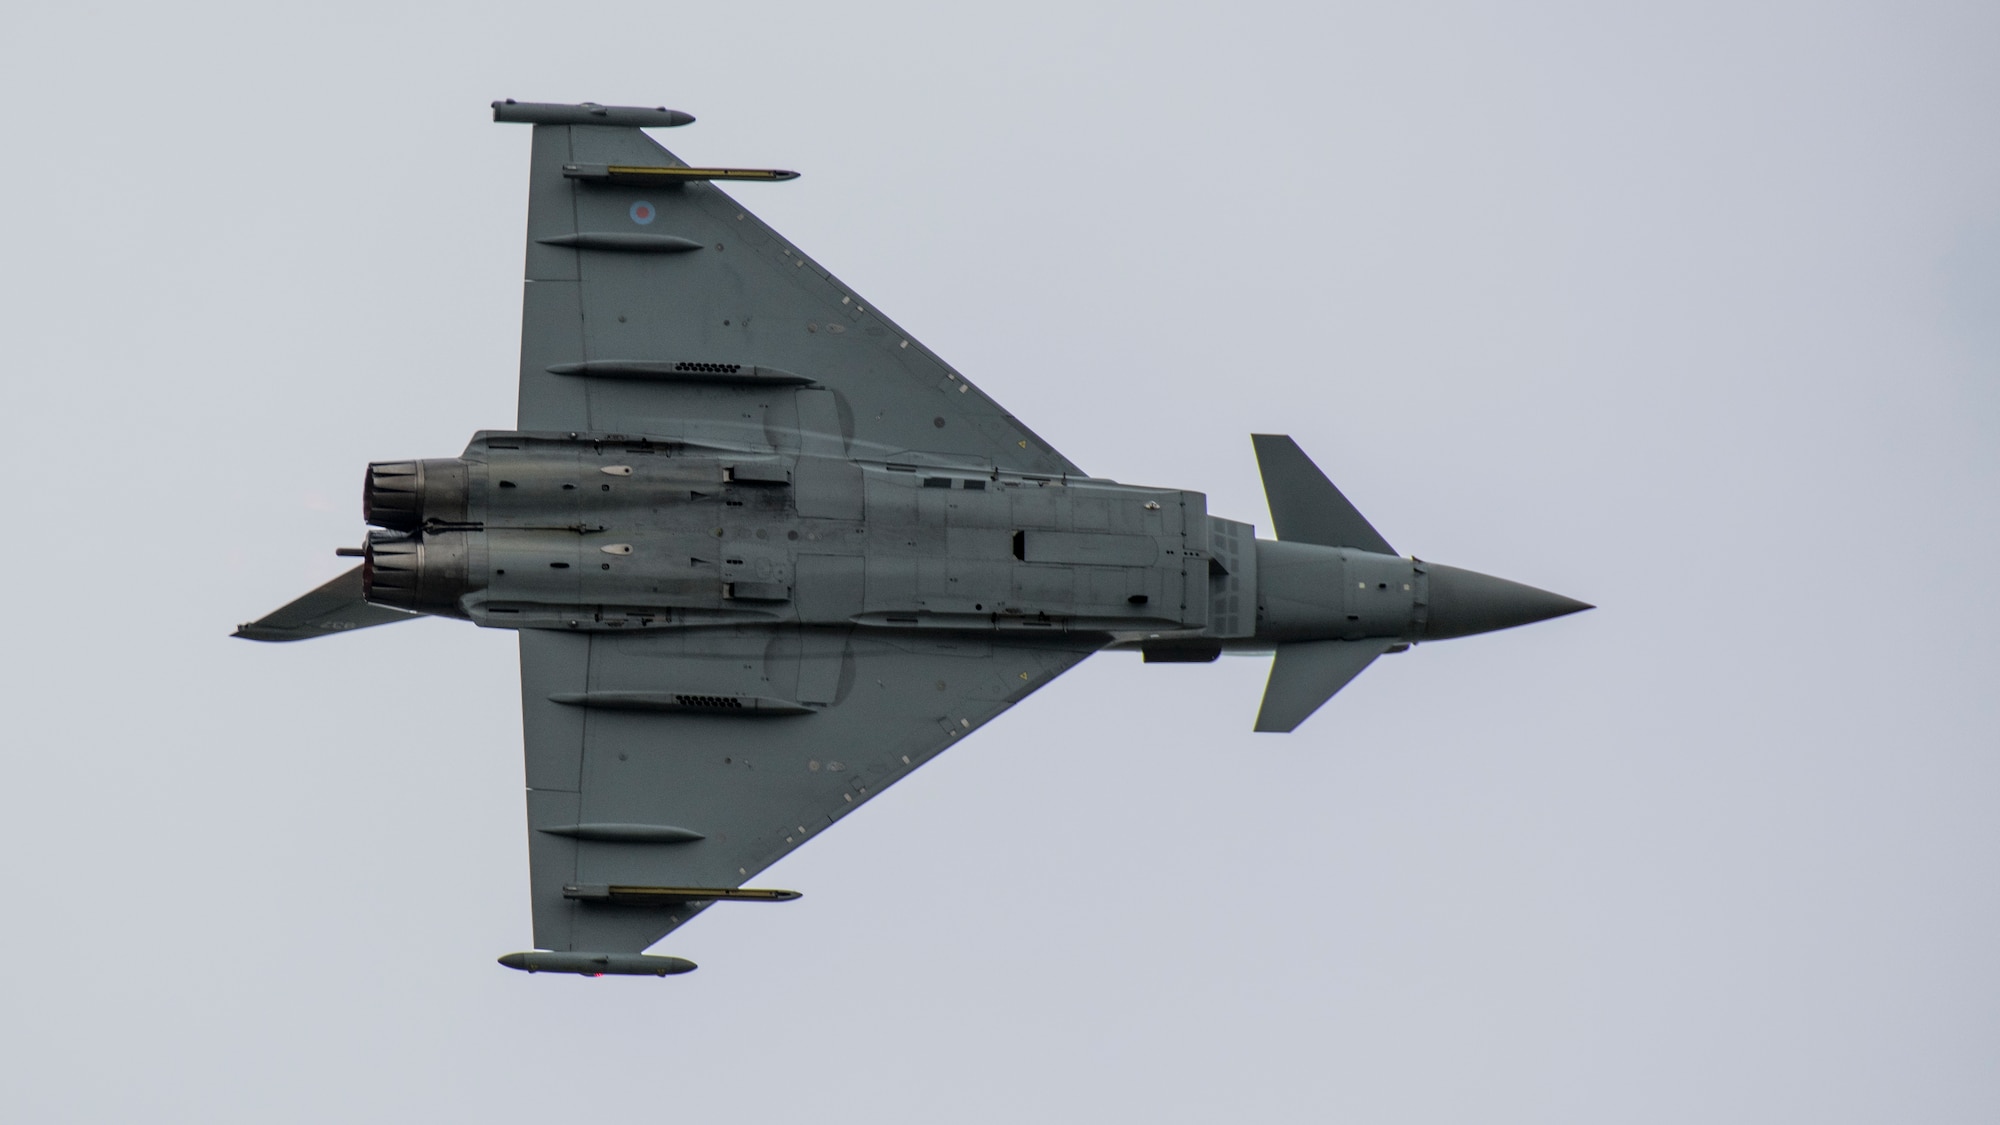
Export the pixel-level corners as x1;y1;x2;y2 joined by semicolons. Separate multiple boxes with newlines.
491;99;694;128
498;951;697;977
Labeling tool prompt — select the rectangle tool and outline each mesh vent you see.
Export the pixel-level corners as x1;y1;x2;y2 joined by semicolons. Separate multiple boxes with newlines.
1208;517;1247;637
673;694;743;709
673;361;743;374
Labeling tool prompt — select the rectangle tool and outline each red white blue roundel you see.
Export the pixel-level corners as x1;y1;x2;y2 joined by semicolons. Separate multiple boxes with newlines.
629;201;656;225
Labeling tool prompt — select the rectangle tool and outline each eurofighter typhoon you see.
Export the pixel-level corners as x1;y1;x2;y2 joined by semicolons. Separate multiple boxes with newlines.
238;101;1592;977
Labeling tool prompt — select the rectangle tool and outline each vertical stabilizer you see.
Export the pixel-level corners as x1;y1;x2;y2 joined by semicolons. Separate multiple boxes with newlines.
233;566;423;642
1251;435;1395;554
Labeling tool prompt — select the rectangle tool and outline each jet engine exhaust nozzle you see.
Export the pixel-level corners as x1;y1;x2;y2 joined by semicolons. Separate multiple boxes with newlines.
361;529;472;616
364;458;470;531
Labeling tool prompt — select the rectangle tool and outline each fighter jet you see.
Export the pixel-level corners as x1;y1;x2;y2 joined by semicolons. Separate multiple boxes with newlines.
237;101;1591;977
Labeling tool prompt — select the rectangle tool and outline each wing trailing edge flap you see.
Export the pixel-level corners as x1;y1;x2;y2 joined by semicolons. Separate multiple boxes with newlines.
232;565;423;642
1253;639;1395;733
519;628;1099;955
1250;434;1395;555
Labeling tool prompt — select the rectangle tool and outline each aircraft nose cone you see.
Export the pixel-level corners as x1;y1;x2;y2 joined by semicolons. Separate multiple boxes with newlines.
1422;564;1593;640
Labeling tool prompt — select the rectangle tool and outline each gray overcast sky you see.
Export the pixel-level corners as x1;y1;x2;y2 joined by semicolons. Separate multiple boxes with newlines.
3;2;1997;1121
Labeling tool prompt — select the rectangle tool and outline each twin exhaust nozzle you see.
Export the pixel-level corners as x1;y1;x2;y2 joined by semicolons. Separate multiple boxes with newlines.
360;459;476;615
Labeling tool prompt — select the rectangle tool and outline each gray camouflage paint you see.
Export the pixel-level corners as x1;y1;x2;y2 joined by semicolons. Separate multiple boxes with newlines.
235;101;1589;973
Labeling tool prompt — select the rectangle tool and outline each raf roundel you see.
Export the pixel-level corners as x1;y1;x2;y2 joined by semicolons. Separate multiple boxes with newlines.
629;200;656;226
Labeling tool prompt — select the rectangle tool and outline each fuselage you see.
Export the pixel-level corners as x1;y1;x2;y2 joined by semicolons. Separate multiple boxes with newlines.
359;431;1453;654
364;430;1584;661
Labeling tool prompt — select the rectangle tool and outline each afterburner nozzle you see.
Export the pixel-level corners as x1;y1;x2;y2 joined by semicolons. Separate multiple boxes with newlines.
1421;564;1592;640
364;458;469;531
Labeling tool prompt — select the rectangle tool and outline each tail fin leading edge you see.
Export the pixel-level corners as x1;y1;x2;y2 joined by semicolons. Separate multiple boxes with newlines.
233;565;423;642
